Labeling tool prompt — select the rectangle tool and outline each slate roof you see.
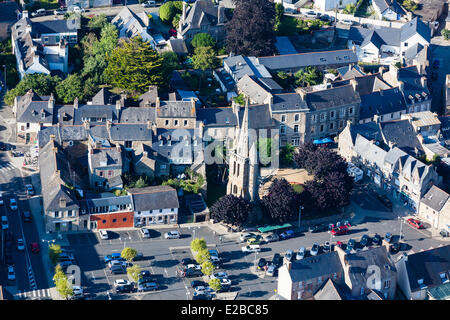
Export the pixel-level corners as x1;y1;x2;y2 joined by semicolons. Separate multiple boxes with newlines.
157;101;196;118
138;86;158;107
380;120;424;156
0;1;20;23
304;85;360;111
349;122;383;142
168;38;188;55
336;64;366;80
275;36;298;55
372;0;406;16
15;91;55;124
237;74;271;105
91;88;120;105
151;128;197;161
81;194;133;212
257;77;283;92
257;49;358;71
360;87;406;119
286;251;344;283
73;105;118;125
32;19;80;35
397;66;430;105
180;0;226;35
354;134;387;169
56;105;75;125
237;104;274;130
405;245;450;292
421;185;449;212
400;17;431;43
119;107;156;123
223;55;271;81
439;116;450;146
332;73;391;96
313;278;348;300
196;107;237;127
271;93;308;112
109;123;153;141
90;147;122;169
38;125;88;148
127;185;179;211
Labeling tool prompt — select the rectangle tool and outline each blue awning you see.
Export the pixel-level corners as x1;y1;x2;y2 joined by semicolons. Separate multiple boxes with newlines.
313;138;333;145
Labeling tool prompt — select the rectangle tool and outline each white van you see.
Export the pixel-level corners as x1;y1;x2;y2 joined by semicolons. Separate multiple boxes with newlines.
99;229;109;240
241;244;261;253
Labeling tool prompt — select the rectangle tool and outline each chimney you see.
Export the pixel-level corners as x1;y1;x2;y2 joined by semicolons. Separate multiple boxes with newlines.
373;114;380;123
106;120;112;131
116;145;121;153
48;93;54;109
120;93;126;107
286;260;292;271
352;45;356;53
156;96;160;108
191;97;196;114
417;133;424;143
116;99;121;111
378;66;386;75
420;76;427;88
398;81;405;92
217;6;223;25
83;120;90;129
350;79;358;92
22;10;28;19
73;97;78;109
143;151;148;157
296;87;307;100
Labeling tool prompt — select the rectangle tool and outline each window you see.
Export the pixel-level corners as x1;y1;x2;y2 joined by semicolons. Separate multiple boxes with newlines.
339;120;344;128
125;141;132;148
165;120;169;126
320;124;324;132
384;280;390;289
159;209;163;213
280;125;286;134
102;220;106;224
112;219;117;223
349;107;353;115
174;120;179;126
54;211;60;218
184;120;188;126
320;113;326;121
329;122;334;130
311;114;317;123
171;208;174;212
294;125;299;133
159;140;163;146
310;126;315;134
67;210;72;217
123;218;127;222
340;108;346;118
292;139;299;146
294;114;300;122
330;111;335;119
281;115;286;123
404;42;408;47
99;171;103;177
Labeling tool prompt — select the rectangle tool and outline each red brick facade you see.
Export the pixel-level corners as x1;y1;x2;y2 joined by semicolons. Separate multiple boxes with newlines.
90;211;134;229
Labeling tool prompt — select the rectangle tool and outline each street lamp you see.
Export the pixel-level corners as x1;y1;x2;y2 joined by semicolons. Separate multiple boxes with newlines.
298;206;304;230
398;216;403;240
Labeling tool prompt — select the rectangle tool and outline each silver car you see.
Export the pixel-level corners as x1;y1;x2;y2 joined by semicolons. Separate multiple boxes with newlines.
164;231;180;239
296;247;306;260
140;228;150;238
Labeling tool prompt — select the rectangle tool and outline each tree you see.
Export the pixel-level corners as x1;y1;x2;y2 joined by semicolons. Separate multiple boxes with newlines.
56;74;84;103
261;178;300;223
343;4;356;14
210;194;251;227
53;265;65;283
105;37;167;94
293;142;317;169
191;238;207;252
294;67;323;87
402;0;418;11
121;247;138;262
442;29;450;41
48;244;62;265
159;1;181;25
191;46;219;70
232;93;245;105
127;264;142;283
280;144;295;166
209;278;222;292
226;0;276;56
161;51;182;73
55;277;74;300
87;14;108;29
4;74;61;106
195;248;211;265
201;260;215;276
274;3;284;32
308;147;348;180
191;33;216;49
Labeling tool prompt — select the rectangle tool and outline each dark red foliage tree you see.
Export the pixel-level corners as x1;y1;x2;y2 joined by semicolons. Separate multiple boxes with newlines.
261;178;301;223
210;195;251;227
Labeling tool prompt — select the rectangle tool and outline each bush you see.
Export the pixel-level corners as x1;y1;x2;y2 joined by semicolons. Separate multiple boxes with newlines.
191;33;216;49
121;247;138;262
443;29;450;41
195;248;211;265
191;238;207;252
49;244;62;265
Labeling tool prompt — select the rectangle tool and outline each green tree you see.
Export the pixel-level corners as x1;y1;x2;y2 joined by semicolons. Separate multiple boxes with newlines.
56;74;84;103
161;51;182;72
343;4;356;14
134;176;149;188
159;1;180;24
191;46;219;70
201;260;215;276
53;264;65;283
48;244;62;265
87;14;108;29
4;74;61;106
274;3;284;31
280;144;295;165
191;238;207;252
443;29;450;40
195;248;211;265
402;0;418;11
121;247;138;262
53;266;73;299
191;33;216;49
105;37;166;94
172;13;181;28
294;67;323;87
127;264;142;283
233;93;245;105
209;278;222;292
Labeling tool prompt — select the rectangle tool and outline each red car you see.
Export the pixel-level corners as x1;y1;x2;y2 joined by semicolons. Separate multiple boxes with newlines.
331;225;349;236
30;242;40;253
168;29;177;37
407;218;423;229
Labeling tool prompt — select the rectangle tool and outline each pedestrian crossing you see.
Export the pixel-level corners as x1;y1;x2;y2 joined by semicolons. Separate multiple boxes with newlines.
16;288;52;300
0;162;16;172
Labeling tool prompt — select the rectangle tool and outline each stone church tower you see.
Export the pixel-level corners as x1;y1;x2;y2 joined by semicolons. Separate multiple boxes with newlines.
227;100;259;202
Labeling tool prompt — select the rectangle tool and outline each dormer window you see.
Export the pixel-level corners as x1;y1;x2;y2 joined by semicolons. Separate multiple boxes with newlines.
159;140;163;146
417;279;427;289
167;139;172;146
41;112;45;119
440;273;449;284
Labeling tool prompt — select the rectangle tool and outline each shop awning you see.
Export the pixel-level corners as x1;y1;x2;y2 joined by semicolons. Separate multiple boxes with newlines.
257;223;292;233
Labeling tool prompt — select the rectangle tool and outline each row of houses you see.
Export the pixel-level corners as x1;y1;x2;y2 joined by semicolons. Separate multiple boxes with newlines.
277;244;450;300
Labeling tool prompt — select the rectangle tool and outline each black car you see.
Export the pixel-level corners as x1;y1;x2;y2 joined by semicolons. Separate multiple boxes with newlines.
181;258;195;266
390;242;400;254
22;211;32;222
372;234;382;246
309;224;325;233
0;142;6;151
257;258;267;270
376;194;393;211
347;239;356;252
272;253;282;267
192;293;212;300
183;268;203;278
132;253;144;261
360;234;370;247
115;284;135;293
191;280;206;288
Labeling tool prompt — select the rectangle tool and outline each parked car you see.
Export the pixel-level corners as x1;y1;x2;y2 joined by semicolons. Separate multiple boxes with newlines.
140;228;150;238
336;241;344;250
309;224;325;233
22;211;32;222
54;8;66;15
240;232;256;242
9;198;18;211
323;241;331;253
17;238;25;251
25;184;34;196
247;237;261;245
263;233;279;243
266;263;276;276
104;253;123;263
115;283;134;293
1;215;8;230
138;282;159;292
181;258;195;266
303;10;319;18
191;280;206;288
390;242;400;254
31;8;46;17
30;242;40;253
280;230;294;240
241;244;261;253
210;272;229;281
440;229;449;237
192;292;212;300
141;0;156;7
285;250;294;261
360;234;370;247
219;277;232;286
110;265;126;275
384;232;392;243
272;253;282;267
296;247;306;260
407;218;423;229
69;6;85;13
320;14;334;22
164;231;181;239
331;225;348;236
346;239;356;252
99;230;109;240
7;265;15;281
340;19;354;25
71;286;84;299
310;243;319;256
376;194;392;210
183;268;203;278
209;249;219;258
210;255;222;268
372;234;382;245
